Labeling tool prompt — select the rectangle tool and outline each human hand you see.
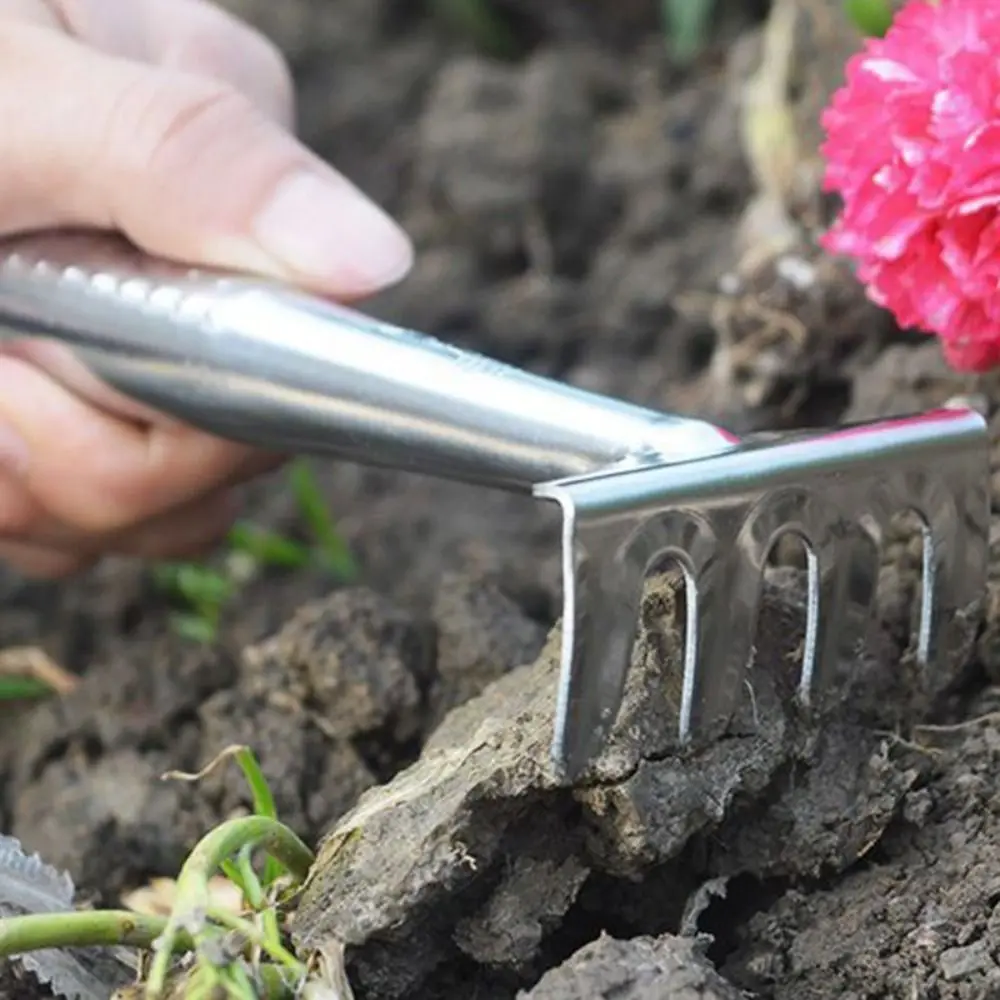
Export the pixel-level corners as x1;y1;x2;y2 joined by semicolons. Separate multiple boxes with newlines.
0;0;413;577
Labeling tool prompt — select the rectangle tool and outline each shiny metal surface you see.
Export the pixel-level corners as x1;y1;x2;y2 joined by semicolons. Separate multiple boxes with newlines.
0;231;737;491
0;230;989;783
538;408;989;777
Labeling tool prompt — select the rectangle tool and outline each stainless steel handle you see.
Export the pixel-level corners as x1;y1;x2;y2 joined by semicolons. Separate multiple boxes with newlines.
0;230;736;492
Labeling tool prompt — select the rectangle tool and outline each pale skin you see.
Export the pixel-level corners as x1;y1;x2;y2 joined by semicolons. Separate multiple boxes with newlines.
0;0;414;578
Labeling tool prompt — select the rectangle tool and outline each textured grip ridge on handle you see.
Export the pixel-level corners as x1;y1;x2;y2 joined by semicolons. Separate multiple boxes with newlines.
0;229;735;490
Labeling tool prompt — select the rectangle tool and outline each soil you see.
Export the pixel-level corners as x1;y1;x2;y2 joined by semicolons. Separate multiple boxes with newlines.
6;1;1000;998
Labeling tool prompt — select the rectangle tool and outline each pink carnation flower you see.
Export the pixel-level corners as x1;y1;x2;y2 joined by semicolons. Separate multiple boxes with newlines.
820;0;1000;372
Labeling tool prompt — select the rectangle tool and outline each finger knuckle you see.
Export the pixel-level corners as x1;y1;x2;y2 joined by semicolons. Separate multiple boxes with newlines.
113;71;255;181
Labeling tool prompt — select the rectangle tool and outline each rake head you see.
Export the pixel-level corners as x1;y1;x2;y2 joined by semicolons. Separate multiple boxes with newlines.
536;407;991;782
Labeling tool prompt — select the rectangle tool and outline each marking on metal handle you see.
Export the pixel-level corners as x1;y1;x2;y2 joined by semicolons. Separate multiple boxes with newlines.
335;309;533;380
1;250;230;331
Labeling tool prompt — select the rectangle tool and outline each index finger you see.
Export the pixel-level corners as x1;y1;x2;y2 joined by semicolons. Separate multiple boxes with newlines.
44;0;293;125
136;0;295;126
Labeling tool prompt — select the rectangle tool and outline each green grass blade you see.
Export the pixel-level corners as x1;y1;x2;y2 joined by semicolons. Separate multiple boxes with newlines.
153;563;235;609
288;461;359;581
234;747;283;885
233;748;278;821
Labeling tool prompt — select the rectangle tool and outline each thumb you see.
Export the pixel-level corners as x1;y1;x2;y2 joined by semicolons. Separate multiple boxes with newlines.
0;22;413;297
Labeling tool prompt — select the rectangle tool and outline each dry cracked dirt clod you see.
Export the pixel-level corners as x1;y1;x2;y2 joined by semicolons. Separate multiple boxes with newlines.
0;577;547;903
291;571;931;999
517;932;747;1000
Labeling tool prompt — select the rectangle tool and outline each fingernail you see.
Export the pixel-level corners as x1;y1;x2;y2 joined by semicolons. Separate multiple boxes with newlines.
253;170;414;291
0;424;29;477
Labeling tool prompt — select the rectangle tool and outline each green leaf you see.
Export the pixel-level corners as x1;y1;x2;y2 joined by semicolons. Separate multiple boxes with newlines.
151;562;185;592
288;461;359;582
226;523;312;570
174;565;235;608
662;0;718;64
844;0;894;36
153;562;235;609
233;748;278;822
169;612;219;645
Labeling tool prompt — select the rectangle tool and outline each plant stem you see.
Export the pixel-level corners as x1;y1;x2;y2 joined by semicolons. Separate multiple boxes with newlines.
0;910;190;957
187;816;314;888
207;908;305;975
0;676;56;701
220;960;259;1000
177;816;316;905
146;816;314;999
256;964;298;999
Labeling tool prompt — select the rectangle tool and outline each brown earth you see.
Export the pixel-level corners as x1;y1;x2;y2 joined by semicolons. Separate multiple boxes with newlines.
5;1;1000;998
